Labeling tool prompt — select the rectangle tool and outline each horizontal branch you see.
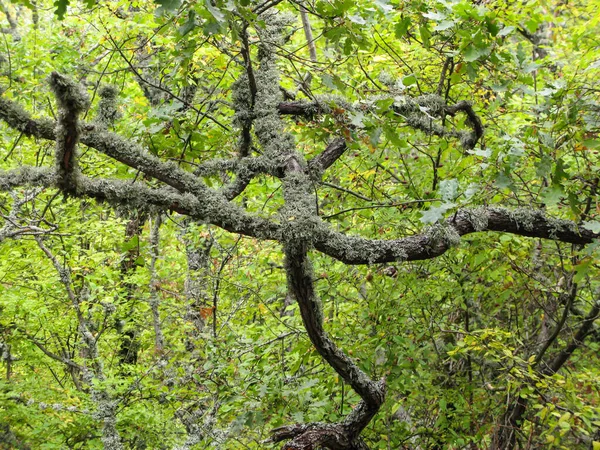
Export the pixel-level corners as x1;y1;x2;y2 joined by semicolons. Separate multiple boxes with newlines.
0;94;345;206
0;166;281;241
312;208;599;265
278;95;484;150
1;171;597;266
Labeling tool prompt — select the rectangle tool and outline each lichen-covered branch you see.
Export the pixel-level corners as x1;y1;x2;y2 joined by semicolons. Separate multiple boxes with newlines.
0;167;281;240
277;94;484;150
0;91;224;198
251;14;385;448
48;72;90;195
181;220;213;337
313;208;598;264
1;167;598;267
95;85;121;128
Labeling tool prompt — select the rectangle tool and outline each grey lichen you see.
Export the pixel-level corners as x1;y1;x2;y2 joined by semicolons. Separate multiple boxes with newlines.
95;85;121;128
546;215;577;239
231;73;253;128
0;94;55;138
459;131;477;150
427;223;461;248
464;207;489;232
0;167;56;190
280;172;320;245
505;207;538;231
48;73;90;194
48;72;90;115
318;231;408;264
314;94;351;113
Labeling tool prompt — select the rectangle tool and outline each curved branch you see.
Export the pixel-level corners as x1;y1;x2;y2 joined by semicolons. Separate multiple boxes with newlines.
313;208;599;265
281;243;385;449
278;95;484;150
542;299;600;376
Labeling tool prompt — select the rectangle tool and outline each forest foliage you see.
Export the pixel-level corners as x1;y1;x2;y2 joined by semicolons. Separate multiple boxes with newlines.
0;0;599;449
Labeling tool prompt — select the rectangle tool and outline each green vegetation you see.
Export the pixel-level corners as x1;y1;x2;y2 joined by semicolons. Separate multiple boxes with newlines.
0;0;599;448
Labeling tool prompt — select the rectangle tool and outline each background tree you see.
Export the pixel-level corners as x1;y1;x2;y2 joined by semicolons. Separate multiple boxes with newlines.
0;0;599;449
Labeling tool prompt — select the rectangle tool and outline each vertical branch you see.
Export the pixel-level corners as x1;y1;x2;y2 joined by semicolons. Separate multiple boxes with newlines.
299;2;317;86
251;13;385;448
181;221;213;341
148;214;165;353
117;212;146;365
240;24;258;106
236;24;257;157
47;72;90;195
94;85;121;129
34;236;123;450
436;56;452;97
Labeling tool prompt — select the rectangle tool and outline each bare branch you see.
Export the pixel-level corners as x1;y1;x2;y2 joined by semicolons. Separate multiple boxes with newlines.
542;299;600;376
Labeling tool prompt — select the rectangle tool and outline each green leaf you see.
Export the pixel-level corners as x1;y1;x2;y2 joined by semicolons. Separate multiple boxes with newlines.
423;11;446;21
349;14;366;25
179;11;197;35
542;185;564;206
322;74;336;90
121;236;139;252
53;0;69;19
374;98;394;113
419;24;431;48
438;179;459;202
402;74;417;87
420;203;454;224
374;0;393;13
205;0;226;22
464;45;487;62
369;127;382;147
497;26;515;37
419;24;431;49
552;158;568;185
574;258;592;283
485;18;500;36
395;17;411;38
584;139;600;149
155;0;182;13
582;221;600;233
435;20;455;31
350;111;365;128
